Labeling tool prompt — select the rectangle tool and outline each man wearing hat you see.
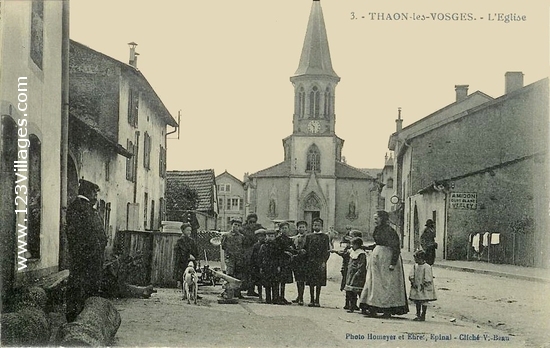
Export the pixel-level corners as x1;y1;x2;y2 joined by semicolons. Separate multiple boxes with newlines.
65;179;107;322
221;217;245;298
421;219;437;266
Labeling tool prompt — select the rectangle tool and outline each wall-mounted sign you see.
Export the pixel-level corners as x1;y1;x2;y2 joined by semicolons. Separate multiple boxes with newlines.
390;195;400;204
450;192;477;210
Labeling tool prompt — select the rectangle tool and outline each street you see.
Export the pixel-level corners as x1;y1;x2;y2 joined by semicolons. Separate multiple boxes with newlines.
111;253;550;347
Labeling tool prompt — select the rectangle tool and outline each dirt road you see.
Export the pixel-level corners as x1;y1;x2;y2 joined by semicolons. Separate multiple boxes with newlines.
112;252;548;347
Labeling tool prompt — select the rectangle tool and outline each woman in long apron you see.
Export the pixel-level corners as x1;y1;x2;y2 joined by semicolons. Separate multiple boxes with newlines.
359;210;408;318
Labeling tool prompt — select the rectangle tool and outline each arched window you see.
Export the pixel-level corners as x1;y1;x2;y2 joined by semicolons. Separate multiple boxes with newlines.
324;87;332;118
309;86;320;118
386;178;394;189
28;134;42;259
298;87;305;118
306;144;321;172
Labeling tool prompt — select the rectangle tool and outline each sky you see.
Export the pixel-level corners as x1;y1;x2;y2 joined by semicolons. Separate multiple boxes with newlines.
69;0;549;181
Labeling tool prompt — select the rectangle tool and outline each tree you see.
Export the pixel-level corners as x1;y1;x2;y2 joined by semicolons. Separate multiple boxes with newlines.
165;181;199;222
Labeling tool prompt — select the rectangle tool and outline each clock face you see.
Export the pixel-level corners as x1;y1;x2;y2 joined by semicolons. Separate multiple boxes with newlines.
307;120;321;133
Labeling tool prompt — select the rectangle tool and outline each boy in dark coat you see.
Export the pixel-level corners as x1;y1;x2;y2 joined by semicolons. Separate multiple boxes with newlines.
250;228;267;301
259;230;279;304
241;213;265;296
173;223;198;290
304;217;330;307
275;221;294;305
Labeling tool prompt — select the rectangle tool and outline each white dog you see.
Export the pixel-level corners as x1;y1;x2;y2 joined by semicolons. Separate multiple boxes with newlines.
182;261;198;304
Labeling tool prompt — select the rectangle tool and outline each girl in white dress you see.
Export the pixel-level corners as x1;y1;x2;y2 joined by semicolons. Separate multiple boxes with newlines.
409;249;437;321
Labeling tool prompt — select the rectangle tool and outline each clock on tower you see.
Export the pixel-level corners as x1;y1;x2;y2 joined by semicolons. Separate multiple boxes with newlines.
307;120;321;134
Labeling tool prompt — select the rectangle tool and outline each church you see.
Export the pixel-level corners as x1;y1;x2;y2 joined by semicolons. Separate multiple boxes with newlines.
245;0;379;234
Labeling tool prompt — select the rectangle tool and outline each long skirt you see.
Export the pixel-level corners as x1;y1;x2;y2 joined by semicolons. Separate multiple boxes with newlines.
359;246;408;315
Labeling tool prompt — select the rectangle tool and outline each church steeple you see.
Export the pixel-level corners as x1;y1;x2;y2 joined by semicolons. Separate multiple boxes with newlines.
293;0;339;79
290;0;340;135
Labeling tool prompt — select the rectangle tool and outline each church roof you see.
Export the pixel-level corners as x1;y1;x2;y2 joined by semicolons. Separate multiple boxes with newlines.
359;168;383;177
249;161;291;178
249;161;376;180
293;0;339;79
336;162;376;180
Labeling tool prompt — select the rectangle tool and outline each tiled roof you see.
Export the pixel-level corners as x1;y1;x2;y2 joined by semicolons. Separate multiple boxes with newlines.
167;170;216;212
336;162;376;180
70;40;178;127
358;168;383;177
249;161;291;178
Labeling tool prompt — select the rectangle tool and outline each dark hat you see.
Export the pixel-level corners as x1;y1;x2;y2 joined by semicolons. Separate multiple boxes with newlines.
78;179;100;195
230;217;243;224
349;230;363;238
246;213;258;221
413;249;426;259
296;220;308;227
181;222;192;230
254;228;267;235
350;237;364;246
376;210;389;221
425;219;435;226
278;221;290;229
312;217;324;225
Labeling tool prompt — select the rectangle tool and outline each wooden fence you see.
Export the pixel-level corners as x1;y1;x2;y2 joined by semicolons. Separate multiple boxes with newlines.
115;230;222;288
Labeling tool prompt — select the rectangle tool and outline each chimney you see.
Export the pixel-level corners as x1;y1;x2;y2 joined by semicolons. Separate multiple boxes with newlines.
455;85;469;102
128;42;138;67
395;107;403;133
505;71;524;94
133;52;140;68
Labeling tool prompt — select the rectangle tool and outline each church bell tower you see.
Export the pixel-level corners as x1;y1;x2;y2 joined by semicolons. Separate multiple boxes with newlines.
290;0;340;136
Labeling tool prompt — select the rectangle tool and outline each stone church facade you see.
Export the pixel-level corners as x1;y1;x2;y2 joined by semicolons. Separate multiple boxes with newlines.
245;0;379;234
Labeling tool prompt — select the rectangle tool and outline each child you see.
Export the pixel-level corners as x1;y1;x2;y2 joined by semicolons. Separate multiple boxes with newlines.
409;249;437;321
343;237;367;313
291;220;308;305
275;222;294;305
304;217;330;307
250;228;267;301
259;229;279;304
331;230;362;310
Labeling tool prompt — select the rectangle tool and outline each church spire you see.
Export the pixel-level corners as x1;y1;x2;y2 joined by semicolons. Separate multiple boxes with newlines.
293;0;339;78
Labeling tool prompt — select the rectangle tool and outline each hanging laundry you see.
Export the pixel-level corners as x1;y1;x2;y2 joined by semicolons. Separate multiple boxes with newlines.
491;233;500;244
482;232;490;247
472;233;480;252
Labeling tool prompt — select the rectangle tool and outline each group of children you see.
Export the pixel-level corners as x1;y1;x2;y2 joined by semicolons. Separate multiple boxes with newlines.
334;230;437;321
221;215;436;320
249;218;330;307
